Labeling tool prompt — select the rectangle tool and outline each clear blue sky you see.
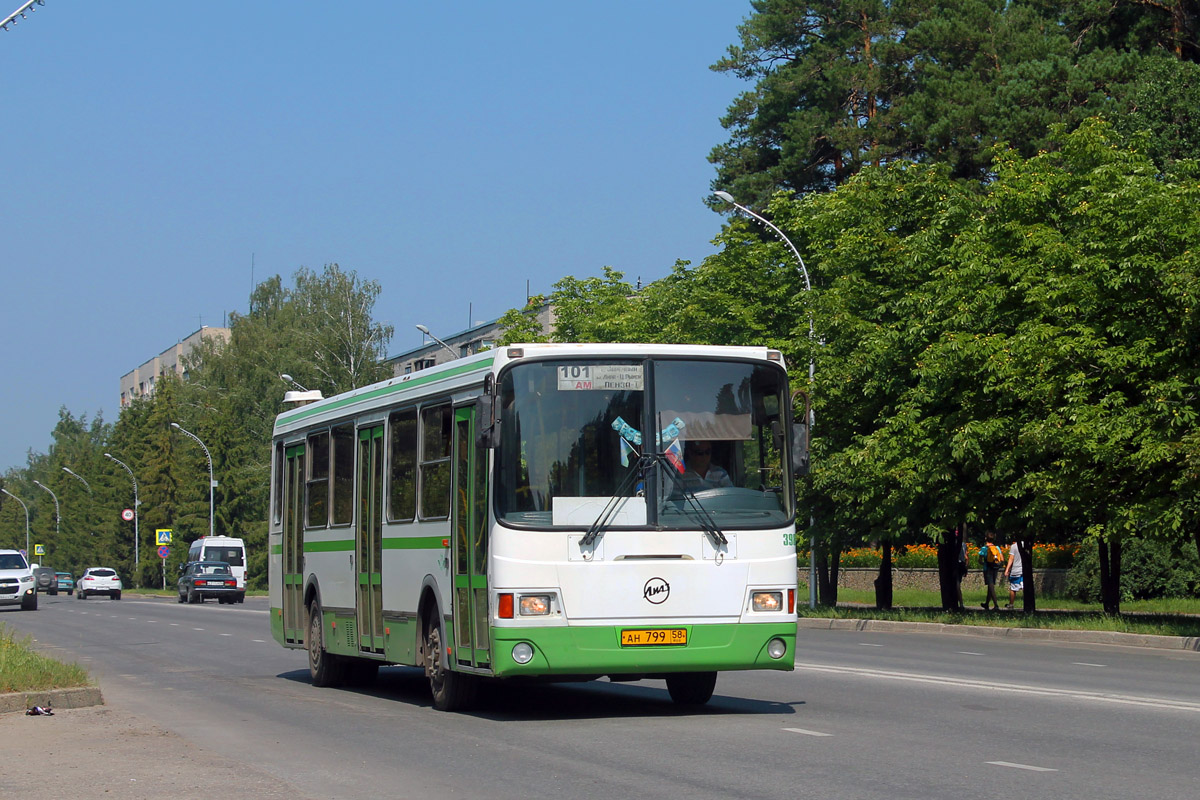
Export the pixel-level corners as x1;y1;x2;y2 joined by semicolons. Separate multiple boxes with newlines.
0;1;752;472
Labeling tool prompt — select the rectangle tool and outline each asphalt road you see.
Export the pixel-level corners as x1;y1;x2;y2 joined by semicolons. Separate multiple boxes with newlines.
3;594;1198;800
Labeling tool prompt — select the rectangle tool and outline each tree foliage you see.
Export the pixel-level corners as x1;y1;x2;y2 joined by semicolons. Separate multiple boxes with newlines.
711;0;1200;202
1;264;393;588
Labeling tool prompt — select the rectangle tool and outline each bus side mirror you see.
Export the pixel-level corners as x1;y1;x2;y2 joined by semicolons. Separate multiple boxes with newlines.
792;423;809;476
476;394;500;449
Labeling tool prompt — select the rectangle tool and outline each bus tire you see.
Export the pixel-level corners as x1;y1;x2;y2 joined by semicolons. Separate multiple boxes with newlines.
666;672;717;705
424;621;476;711
307;602;345;688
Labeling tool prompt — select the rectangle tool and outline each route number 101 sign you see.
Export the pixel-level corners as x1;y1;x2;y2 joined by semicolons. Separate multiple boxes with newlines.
557;365;643;391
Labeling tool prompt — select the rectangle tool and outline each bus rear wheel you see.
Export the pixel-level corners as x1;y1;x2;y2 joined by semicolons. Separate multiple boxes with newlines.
666;672;717;705
308;602;346;688
424;622;476;711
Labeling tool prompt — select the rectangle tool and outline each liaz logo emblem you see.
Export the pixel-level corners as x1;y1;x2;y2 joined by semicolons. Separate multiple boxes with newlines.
643;577;670;604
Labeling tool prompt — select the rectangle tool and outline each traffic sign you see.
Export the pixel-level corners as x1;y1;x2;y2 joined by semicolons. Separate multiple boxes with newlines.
34;544;44;556
121;508;134;521
157;546;170;559
156;529;172;545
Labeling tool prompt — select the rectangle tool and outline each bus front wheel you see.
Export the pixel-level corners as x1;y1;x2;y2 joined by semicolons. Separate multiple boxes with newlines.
308;602;346;688
666;672;717;705
424;622;476;711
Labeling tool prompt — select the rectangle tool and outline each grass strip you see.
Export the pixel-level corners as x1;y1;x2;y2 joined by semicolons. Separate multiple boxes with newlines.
0;623;92;694
800;589;1200;638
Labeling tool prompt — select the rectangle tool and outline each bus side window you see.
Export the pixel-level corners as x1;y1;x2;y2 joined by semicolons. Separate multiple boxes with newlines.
419;404;452;519
272;441;284;525
331;424;354;525
388;408;417;522
306;430;330;527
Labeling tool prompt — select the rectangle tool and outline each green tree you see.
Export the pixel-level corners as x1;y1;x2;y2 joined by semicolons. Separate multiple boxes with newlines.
711;1;1200;199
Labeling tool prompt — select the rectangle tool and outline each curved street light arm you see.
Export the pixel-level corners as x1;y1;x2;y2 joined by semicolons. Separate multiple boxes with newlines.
171;423;216;539
62;466;92;493
105;453;141;565
32;479;60;538
1;488;31;556
714;190;818;608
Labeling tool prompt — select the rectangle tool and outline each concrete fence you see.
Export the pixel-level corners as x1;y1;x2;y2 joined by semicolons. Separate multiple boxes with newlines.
797;567;1069;595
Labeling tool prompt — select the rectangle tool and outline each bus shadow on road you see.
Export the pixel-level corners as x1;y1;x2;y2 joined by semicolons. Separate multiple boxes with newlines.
279;666;803;720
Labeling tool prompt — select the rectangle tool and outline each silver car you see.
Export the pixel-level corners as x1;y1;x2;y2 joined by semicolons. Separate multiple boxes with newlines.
0;549;37;610
77;567;122;600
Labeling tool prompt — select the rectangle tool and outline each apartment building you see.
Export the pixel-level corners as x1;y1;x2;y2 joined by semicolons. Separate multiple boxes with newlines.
119;326;231;407
385;304;554;376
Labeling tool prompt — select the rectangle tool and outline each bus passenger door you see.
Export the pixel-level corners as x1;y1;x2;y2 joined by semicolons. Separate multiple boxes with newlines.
452;406;490;670
356;425;385;654
282;444;305;645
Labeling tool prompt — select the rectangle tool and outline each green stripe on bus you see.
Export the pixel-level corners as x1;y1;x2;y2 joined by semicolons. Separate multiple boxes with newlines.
305;540;354;552
278;356;495;425
301;536;446;552
383;536;446;550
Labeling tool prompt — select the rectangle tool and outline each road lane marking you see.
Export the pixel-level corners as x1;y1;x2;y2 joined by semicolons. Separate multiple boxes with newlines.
793;661;1200;713
859;643;884;647
192;628;205;631
219;633;233;637
252;639;266;643
1072;662;1106;668
957;651;984;656
783;727;833;737
987;761;1057;772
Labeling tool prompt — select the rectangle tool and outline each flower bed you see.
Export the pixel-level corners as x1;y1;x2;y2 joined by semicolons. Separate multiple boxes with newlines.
830;542;1078;570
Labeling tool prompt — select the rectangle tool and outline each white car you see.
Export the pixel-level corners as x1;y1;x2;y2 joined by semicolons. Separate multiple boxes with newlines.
77;567;122;600
0;549;38;610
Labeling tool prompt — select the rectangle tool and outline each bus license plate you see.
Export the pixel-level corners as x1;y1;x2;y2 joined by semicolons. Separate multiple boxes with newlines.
620;628;687;646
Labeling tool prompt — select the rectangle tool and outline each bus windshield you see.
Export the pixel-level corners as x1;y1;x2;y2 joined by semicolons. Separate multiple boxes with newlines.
495;357;792;529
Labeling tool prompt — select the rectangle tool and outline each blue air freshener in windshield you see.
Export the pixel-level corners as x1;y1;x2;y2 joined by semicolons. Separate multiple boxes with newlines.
611;416;642;446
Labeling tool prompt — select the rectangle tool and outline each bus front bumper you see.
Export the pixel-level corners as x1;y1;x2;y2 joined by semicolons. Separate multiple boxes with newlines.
490;622;795;678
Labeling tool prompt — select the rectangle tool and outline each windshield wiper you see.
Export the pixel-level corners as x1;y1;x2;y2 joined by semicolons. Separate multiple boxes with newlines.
654;454;728;547
580;455;648;547
579;454;729;549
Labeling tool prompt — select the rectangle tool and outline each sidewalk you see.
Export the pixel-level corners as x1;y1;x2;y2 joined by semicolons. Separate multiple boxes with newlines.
797;616;1200;651
0;702;308;800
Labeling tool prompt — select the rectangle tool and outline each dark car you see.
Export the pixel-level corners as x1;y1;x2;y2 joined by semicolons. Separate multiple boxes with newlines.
177;561;240;604
32;566;57;594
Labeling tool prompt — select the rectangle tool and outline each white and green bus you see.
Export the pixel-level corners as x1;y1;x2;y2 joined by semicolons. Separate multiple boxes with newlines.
269;343;800;710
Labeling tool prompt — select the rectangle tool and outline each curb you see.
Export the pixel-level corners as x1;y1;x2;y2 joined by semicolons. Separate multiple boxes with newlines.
797;618;1200;652
0;686;104;715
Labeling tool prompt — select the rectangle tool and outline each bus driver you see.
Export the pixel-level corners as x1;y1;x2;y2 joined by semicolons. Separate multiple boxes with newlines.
680;440;733;490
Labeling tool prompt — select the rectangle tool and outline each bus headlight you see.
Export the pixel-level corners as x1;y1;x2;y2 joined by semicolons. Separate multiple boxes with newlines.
752;592;783;612
512;643;534;664
519;595;551;616
767;638;787;659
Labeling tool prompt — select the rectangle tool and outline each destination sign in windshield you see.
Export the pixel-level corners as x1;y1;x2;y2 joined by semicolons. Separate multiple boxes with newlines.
557;365;644;391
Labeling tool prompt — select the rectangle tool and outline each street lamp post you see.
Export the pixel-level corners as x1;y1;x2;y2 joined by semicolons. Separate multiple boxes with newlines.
171;423;216;539
280;373;308;392
1;488;30;557
415;324;459;360
713;190;818;608
62;466;92;493
105;453;140;566
32;480;60;546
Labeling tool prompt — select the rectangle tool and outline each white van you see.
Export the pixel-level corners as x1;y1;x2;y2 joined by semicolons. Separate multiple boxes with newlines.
187;536;247;602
